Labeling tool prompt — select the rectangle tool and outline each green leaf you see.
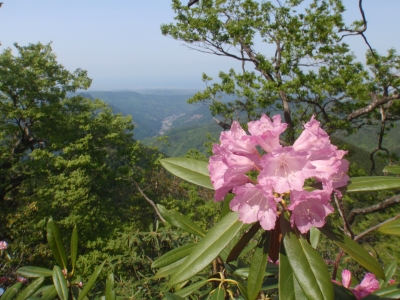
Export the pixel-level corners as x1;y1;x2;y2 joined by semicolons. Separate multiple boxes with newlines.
169;212;245;286
377;219;400;236
233;267;276;278
210;287;225;300
78;261;105;300
383;165;400;175
332;283;356;300
174;280;208;297
282;216;334;300
345;177;400;192
160;157;213;189
260;278;278;291
226;222;261;263
157;205;206;237
15;277;44;300
319;225;385;279
41;285;58;300
247;231;270;300
279;245;297;300
237;281;249;300
106;273;115;300
310;226;321;249
71;225;78;272
154;258;186;279
164;291;185;300
152;243;197;269
1;282;23;300
53;266;68;300
219;193;234;220
47;219;68;270
17;266;53;278
363;284;400;299
382;261;397;288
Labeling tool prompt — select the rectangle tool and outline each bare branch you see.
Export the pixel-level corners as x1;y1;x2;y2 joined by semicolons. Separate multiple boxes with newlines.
131;179;166;223
334;194;354;239
347;194;400;225
354;213;400;241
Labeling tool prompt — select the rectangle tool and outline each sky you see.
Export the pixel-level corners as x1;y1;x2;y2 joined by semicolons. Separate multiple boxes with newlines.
1;1;400;91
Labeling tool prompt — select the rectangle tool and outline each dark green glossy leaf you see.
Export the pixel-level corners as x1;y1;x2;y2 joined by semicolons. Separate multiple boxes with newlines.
17;266;53;278
382;261;397;288
46;219;68;270
164;291;185;300
383;165;400;175
71;225;78;272
364;284;400;299
152;243;196;269
154;258;186;279
282;216;334;300
210;287;225;300
260;278;278;291
346;177;400;192
333;283;356;300
41;285;58;300
248;231;270;300
53;266;68;300
377;219;400;236
160;158;213;189
220;193;234;220
77;261;105;300
310;226;320;249
174;280;208;297
237;281;249;300
169;212;245;286
279;245;297;300
157;205;206;237
15;277;44;300
319;225;385;279
1;282;22;300
106;273;115;300
226;222;261;263
233;267;276;278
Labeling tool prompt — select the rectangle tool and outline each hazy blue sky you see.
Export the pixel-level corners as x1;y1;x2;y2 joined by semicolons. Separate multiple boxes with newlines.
1;1;399;90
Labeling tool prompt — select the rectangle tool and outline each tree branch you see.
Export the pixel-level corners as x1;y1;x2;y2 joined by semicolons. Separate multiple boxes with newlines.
131;179;166;223
347;194;400;225
354;213;400;241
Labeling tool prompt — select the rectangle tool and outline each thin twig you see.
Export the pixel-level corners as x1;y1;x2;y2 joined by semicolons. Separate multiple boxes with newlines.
334;194;354;239
354;213;400;241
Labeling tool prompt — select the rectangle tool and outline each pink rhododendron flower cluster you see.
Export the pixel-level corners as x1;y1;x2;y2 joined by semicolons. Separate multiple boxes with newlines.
0;241;7;250
340;270;379;299
208;114;349;233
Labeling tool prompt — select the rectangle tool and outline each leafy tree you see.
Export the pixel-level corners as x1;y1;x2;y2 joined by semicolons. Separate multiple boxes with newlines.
161;0;400;148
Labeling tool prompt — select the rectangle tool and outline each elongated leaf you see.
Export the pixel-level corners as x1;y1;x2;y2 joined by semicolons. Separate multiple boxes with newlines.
219;193;234;220
106;273;115;300
233;267;276;278
310;226;320;249
154;257;186;279
169;212;245;286
174;280;208;297
157;205;206;237
78;261;105;300
282;216;334;300
152;243;196;269
164;292;185;300
383;165;400;175
1;282;22;300
15;277;44;300
319;225;385;279
53;266;68;300
41;285;58;300
237;281;249;300
377;219;400;236
17;266;53;278
364;284;400;299
210;287;225;300
71;225;78;272
279;244;296;300
382;261;397;288
346;177;400;192
260;278;278;291
248;231;270;300
160;158;213;189
226;222;260;263
47;219;68;270
332;283;356;300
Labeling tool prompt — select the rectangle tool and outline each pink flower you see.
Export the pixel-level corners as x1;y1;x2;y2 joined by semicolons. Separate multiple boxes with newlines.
287;190;334;234
17;276;27;283
340;270;379;299
208;114;349;233
0;241;7;250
